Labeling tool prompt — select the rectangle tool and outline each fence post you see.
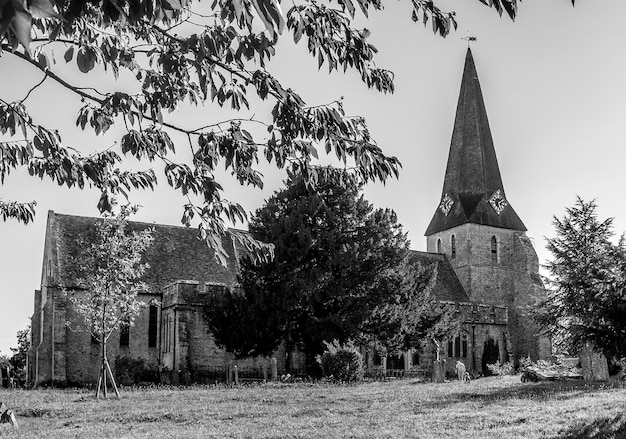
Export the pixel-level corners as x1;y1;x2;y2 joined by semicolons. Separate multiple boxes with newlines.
262;360;268;382
271;357;278;381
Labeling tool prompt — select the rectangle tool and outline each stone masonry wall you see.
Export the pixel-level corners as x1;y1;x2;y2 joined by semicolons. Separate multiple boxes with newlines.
161;281;289;385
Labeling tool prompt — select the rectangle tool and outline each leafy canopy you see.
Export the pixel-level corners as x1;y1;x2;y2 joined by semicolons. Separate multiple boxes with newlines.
205;170;454;361
538;197;626;361
0;0;534;257
69;205;154;345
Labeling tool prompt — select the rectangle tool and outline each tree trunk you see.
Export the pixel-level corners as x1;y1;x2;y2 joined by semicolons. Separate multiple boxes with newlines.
96;337;120;399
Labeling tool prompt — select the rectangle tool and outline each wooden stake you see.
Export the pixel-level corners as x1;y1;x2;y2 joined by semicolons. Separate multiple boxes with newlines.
105;359;120;398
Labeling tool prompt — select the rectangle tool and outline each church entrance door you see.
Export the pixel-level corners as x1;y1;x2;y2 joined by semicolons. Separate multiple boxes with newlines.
481;338;500;375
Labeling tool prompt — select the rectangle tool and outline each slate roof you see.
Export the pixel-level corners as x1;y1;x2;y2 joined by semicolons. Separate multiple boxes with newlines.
45;211;240;291
426;48;526;236
44;211;471;304
409;250;470;303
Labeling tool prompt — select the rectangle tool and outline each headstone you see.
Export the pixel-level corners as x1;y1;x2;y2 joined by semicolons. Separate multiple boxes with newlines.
580;344;609;382
432;360;445;383
0;403;19;429
560;357;580;368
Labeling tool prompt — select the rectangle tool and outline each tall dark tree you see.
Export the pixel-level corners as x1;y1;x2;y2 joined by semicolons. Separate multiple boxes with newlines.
205;170;451;366
538;197;626;361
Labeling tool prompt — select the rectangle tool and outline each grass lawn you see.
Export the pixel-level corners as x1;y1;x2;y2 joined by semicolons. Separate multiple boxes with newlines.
0;376;625;438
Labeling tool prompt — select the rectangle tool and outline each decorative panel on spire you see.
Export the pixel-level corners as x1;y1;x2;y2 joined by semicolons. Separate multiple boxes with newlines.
425;49;526;236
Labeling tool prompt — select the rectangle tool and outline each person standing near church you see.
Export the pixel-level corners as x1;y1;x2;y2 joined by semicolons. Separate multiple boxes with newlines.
456;360;466;381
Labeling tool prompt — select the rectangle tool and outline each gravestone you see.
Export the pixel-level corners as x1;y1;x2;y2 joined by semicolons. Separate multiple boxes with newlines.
580;344;609;382
432;360;445;383
0;403;18;429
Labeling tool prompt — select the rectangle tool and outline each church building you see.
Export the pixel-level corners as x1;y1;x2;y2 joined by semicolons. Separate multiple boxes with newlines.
28;49;549;386
421;48;551;372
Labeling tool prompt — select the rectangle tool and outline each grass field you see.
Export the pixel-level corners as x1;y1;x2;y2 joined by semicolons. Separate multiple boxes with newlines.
0;376;625;438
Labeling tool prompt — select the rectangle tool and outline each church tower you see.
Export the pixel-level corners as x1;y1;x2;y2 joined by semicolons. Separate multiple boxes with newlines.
425;49;550;362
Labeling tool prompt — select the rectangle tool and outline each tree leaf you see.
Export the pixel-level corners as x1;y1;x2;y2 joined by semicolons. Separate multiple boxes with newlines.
9;10;32;50
37;52;49;70
64;46;74;63
77;47;96;73
29;0;60;19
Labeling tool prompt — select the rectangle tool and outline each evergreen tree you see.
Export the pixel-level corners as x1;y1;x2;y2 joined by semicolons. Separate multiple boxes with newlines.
206;170;453;367
539;197;626;361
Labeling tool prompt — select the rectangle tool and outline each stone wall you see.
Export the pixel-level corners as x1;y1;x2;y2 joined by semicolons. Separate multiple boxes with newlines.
160;281;290;385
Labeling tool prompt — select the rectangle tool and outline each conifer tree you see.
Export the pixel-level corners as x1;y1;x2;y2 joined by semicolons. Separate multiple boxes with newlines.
205;170;455;368
539;198;626;362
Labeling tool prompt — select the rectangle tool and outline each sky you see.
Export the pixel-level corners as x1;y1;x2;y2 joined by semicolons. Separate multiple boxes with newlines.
2;0;626;355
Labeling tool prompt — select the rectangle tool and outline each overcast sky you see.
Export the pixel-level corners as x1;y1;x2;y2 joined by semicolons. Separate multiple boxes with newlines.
2;0;626;355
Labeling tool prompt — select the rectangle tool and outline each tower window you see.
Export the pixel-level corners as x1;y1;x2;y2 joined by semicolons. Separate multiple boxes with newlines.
436;238;442;253
491;236;498;263
451;235;456;259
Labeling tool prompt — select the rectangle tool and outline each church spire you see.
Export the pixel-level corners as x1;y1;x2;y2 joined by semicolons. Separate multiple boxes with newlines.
425;49;526;236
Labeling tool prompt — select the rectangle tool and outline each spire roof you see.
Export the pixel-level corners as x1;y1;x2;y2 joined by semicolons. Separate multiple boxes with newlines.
425;49;526;236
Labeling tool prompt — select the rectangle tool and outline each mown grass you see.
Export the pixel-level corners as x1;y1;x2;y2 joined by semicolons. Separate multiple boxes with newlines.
0;376;625;438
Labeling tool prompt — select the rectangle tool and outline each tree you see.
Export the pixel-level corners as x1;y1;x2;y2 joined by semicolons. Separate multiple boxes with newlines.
0;0;530;255
9;325;30;385
360;266;460;358
69;205;154;398
205;169;451;369
538;197;626;362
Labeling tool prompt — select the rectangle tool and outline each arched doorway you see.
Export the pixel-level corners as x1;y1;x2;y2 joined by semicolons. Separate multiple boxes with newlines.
481;338;500;375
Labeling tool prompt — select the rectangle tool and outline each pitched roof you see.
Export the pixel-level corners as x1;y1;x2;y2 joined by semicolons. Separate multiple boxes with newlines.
425;49;526;236
45;211;240;290
43;212;471;304
409;251;470;303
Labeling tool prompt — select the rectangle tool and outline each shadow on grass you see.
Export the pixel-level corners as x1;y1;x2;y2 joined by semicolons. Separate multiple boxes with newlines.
553;414;626;439
414;379;625;412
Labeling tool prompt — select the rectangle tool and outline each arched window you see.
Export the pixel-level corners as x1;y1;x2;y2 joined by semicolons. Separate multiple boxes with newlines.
119;320;130;347
451;235;456;259
412;351;420;366
491;235;498;263
436;238;442;253
462;334;468;358
148;304;158;348
447;333;469;358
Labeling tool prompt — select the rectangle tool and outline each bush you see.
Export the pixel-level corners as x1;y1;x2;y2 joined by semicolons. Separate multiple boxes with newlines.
486;361;514;378
319;340;363;382
115;356;158;385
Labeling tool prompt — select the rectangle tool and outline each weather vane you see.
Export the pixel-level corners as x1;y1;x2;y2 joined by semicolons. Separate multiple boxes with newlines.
461;32;477;47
